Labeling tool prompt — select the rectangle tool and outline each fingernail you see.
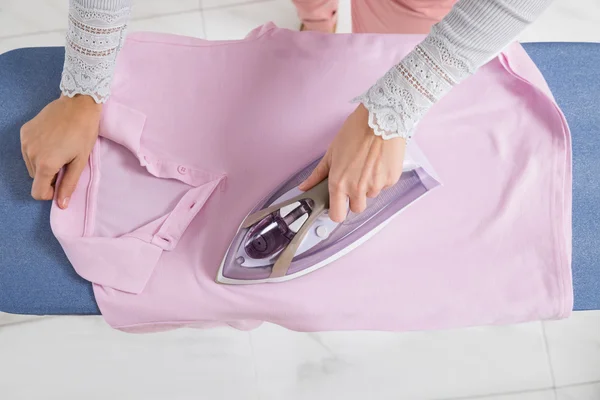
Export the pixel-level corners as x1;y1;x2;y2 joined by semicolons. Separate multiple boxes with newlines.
60;197;70;209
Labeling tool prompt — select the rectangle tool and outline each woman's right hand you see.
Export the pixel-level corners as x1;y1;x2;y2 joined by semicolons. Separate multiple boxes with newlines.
20;94;102;209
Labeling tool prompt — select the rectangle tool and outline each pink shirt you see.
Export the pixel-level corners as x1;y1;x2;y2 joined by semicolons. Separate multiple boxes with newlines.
51;24;572;333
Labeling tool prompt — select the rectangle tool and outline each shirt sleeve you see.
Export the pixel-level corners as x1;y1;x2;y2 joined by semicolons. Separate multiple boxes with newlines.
60;0;132;104
354;0;554;141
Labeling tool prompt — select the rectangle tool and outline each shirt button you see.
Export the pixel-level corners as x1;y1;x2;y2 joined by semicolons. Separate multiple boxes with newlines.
177;165;187;174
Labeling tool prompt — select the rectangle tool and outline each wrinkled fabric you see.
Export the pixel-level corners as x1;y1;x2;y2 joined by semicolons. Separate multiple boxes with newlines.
50;24;572;332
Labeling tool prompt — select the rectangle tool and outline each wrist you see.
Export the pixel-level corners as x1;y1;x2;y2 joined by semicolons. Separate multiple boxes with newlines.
60;94;103;112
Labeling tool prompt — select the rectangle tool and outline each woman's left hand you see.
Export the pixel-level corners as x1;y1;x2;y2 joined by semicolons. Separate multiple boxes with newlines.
299;104;406;223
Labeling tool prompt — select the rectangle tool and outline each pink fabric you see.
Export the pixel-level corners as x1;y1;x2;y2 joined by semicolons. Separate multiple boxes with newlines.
292;0;457;33
51;24;572;333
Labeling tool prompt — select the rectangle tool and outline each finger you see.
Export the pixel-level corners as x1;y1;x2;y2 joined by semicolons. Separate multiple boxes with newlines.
366;188;381;198
31;167;56;201
384;169;403;190
298;156;330;191
366;167;387;199
381;183;393;193
57;157;86;209
349;192;367;214
21;148;34;178
367;173;389;198
328;185;348;223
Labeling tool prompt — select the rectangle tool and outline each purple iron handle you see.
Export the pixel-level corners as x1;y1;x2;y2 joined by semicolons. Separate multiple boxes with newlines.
240;178;330;278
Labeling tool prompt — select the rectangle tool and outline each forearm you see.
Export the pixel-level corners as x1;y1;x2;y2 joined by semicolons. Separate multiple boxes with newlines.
355;0;554;141
60;0;132;103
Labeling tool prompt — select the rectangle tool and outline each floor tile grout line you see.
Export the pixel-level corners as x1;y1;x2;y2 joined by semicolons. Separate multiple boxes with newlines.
0;29;67;41
201;0;273;12
0;8;204;40
199;0;207;39
439;380;600;400
541;323;559;400
439;386;555;400
130;8;202;21
556;379;600;390
247;332;262;400
541;322;558;390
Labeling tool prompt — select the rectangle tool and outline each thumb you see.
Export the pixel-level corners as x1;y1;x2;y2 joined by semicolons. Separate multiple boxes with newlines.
298;155;330;191
57;157;86;209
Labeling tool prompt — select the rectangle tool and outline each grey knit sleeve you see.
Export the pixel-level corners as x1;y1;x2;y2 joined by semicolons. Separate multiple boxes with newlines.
354;0;554;141
60;0;132;104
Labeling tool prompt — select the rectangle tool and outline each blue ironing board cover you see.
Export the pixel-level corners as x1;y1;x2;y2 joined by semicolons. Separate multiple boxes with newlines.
0;42;598;315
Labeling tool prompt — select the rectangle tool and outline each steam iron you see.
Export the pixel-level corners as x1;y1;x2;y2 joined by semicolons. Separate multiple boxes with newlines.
217;146;440;285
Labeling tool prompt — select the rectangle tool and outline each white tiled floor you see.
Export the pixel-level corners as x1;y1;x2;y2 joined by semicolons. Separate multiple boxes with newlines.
0;1;599;399
249;322;554;400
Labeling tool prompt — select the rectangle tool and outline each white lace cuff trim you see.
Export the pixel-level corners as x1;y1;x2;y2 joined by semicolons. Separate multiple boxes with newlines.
353;27;475;141
60;0;131;103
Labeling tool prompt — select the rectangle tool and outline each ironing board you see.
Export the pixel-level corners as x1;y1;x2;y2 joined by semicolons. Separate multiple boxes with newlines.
0;42;598;316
